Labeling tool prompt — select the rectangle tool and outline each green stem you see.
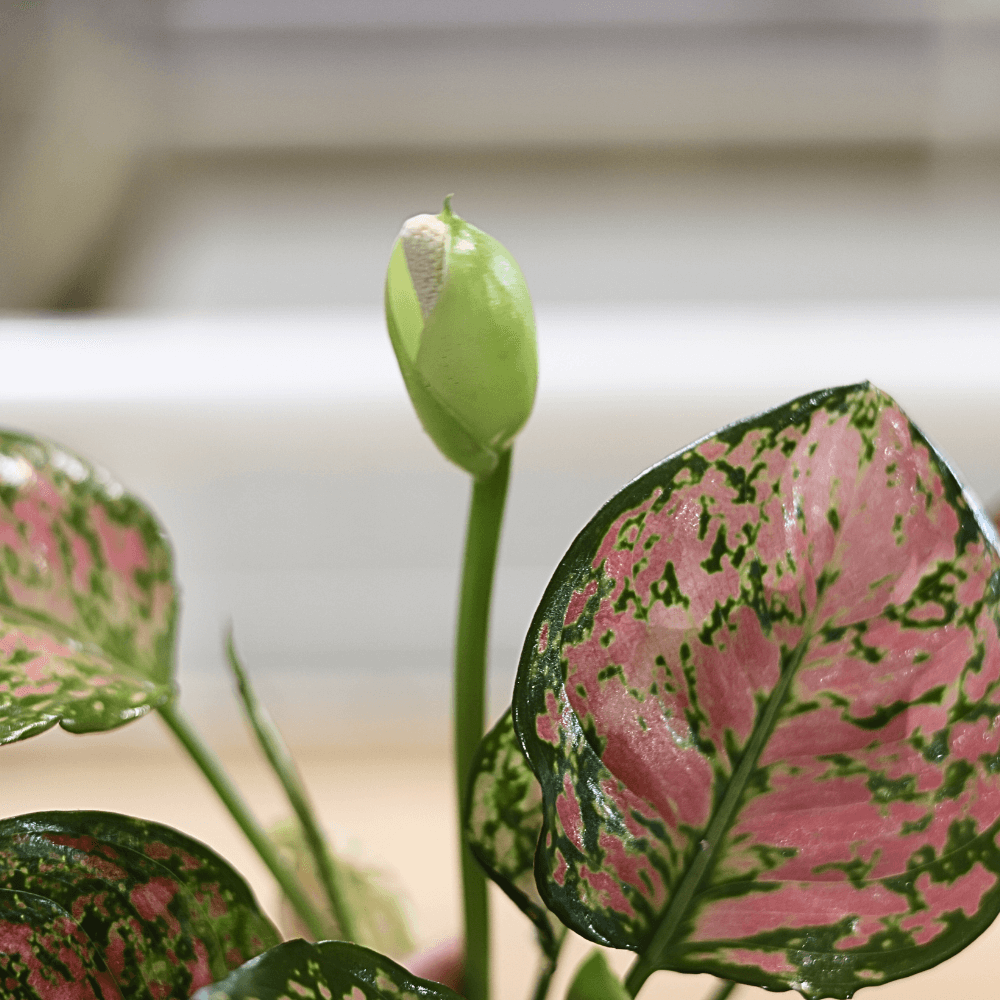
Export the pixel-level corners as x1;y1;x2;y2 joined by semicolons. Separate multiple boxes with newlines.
528;932;565;1000
706;981;737;1000
455;447;512;1000
158;699;328;941
529;959;557;1000
226;633;357;942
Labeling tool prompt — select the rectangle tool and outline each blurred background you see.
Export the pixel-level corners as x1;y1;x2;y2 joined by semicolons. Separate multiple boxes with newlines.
2;2;1000;998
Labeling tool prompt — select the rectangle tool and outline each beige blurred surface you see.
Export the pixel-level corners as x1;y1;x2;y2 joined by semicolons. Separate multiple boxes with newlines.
3;724;1000;1000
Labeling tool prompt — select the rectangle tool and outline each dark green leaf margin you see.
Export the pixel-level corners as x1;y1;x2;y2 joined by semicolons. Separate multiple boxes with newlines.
194;939;464;1000
464;708;565;964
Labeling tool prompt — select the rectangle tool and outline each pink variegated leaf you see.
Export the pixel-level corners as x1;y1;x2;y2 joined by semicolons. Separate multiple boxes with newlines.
0;811;279;998
513;383;1000;998
0;888;123;1000
0;432;176;743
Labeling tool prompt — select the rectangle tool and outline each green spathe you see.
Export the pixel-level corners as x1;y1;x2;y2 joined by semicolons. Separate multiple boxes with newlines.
385;196;538;478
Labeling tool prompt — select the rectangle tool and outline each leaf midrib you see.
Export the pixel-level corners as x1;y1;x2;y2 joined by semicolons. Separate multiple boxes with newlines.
624;634;811;996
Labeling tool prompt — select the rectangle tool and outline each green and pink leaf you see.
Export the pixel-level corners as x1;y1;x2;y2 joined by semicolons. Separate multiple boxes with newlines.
513;383;1000;997
193;939;464;1000
0;433;177;743
465;708;565;961
0;888;123;999
0;811;279;998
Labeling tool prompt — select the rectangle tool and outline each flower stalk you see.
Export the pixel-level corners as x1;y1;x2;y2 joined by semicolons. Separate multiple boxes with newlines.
386;198;537;1000
454;447;512;1000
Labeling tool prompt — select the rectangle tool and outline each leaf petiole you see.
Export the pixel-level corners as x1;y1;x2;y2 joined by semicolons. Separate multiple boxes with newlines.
157;699;328;940
706;980;738;1000
528;933;566;1000
226;632;357;942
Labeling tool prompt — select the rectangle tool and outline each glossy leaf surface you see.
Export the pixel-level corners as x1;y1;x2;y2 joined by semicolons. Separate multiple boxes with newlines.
193;938;464;1000
0;888;121;999
0;433;177;743
513;384;1000;998
0;811;279;998
465;708;564;960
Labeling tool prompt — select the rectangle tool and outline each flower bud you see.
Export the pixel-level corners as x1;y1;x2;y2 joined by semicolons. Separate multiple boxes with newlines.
384;197;538;478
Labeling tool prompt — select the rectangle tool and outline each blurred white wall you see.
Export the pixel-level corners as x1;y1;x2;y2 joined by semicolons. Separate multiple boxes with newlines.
163;1;1000;151
5;1;1000;308
0;305;997;750
103;148;1000;311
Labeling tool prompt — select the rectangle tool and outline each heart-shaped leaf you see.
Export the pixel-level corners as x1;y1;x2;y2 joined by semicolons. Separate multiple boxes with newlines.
0;810;280;998
465;708;565;962
513;384;1000;998
0;432;177;743
193;938;464;1000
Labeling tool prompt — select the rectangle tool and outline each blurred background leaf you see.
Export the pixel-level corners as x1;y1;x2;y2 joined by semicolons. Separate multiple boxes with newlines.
271;818;414;958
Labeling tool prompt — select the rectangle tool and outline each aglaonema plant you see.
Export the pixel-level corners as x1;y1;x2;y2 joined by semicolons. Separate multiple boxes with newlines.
0;196;540;1000
2;198;999;1000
